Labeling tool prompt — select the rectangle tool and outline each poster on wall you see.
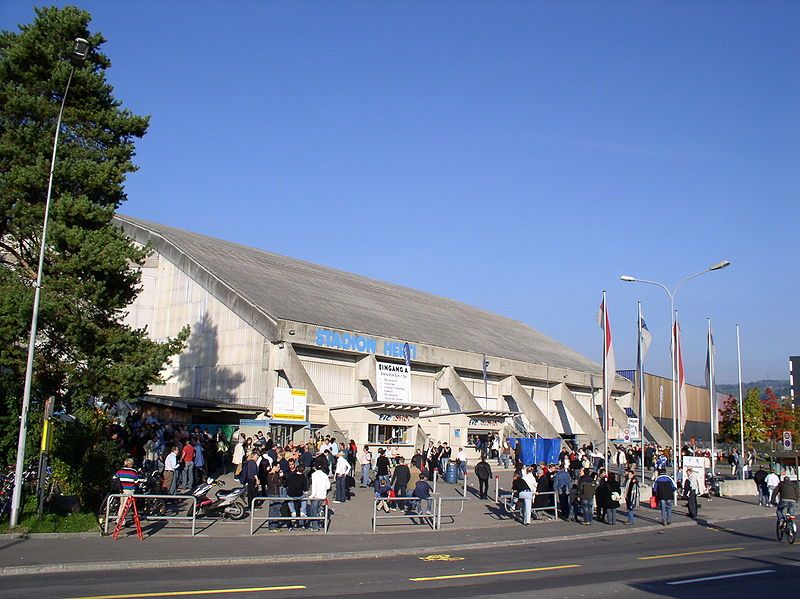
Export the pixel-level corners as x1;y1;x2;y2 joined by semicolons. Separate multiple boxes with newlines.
376;362;411;403
627;417;640;440
273;388;307;421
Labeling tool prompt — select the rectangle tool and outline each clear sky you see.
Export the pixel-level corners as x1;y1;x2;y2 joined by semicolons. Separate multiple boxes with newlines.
3;2;798;386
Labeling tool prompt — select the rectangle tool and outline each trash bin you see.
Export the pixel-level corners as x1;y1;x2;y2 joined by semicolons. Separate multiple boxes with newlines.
446;462;458;484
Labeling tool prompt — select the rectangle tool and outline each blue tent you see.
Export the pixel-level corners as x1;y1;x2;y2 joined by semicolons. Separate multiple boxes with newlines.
508;438;561;465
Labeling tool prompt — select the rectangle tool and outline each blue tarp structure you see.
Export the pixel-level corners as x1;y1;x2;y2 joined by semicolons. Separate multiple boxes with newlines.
508;438;561;465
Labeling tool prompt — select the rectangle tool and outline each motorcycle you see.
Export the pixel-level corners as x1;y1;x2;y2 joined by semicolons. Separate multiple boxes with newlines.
190;478;248;520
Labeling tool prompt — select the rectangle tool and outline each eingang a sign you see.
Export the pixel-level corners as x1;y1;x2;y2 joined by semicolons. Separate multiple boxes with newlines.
376;362;411;403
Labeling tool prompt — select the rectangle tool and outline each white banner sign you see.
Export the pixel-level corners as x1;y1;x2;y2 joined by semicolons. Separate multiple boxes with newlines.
273;388;307;421
627;417;640;440
376;362;411;403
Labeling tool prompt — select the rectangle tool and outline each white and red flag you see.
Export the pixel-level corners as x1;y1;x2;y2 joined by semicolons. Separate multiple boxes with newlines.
674;321;688;433
597;294;616;430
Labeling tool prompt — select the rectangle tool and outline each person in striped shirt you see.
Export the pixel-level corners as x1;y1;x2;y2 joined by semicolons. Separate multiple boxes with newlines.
114;458;140;523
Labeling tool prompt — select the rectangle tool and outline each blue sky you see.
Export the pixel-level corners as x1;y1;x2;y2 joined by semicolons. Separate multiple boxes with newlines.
4;2;798;385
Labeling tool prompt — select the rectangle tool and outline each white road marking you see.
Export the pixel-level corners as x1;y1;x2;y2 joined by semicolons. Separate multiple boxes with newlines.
667;569;775;585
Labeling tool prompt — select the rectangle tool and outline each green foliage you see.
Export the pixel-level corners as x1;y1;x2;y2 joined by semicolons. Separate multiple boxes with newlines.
718;387;772;444
0;7;188;506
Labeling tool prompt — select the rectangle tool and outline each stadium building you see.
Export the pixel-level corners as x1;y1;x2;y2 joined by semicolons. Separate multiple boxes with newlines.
115;215;672;455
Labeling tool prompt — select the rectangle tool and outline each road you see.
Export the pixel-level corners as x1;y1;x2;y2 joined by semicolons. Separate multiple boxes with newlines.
3;516;797;598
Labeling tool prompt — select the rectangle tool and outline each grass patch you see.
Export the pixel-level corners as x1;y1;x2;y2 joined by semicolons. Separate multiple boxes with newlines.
0;496;99;534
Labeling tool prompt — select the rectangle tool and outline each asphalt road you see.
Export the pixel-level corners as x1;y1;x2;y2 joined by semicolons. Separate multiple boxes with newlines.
3;516;797;599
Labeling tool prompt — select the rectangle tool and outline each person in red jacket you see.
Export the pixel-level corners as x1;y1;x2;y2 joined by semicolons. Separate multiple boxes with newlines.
180;440;195;490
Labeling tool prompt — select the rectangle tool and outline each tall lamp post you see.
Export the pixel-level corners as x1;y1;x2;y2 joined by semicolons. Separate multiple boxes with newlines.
619;260;730;482
9;38;90;528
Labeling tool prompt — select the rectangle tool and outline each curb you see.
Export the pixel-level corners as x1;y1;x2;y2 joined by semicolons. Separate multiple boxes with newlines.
0;520;695;576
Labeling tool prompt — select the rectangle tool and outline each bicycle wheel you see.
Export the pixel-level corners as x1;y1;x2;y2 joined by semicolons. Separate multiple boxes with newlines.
788;520;796;545
776;519;784;541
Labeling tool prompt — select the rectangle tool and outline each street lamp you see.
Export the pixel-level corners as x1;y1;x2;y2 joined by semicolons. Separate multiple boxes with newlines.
619;260;730;482
9;38;90;528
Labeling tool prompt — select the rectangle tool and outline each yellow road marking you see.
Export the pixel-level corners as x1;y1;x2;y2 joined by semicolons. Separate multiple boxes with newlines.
419;554;465;561
410;564;580;581
66;586;306;599
639;547;744;561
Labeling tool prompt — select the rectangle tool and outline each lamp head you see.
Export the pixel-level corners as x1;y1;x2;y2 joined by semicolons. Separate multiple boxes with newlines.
619;275;636;282
709;260;731;271
69;38;90;66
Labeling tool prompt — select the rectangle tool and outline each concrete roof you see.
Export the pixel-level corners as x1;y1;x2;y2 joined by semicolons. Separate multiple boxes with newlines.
115;215;601;375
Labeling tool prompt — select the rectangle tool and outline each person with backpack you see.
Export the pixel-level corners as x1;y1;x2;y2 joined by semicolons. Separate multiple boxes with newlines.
475;455;493;500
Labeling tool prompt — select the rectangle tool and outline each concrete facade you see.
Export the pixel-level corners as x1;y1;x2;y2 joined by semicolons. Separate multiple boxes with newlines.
116;215;671;456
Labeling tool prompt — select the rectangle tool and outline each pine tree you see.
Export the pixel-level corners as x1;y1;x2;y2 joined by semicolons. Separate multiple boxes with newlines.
0;7;188;495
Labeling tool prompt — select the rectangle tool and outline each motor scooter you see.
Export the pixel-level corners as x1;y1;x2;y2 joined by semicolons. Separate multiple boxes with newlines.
190;478;248;519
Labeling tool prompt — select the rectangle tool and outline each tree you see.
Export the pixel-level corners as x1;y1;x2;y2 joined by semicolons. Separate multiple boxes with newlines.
718;388;767;444
0;7;188;502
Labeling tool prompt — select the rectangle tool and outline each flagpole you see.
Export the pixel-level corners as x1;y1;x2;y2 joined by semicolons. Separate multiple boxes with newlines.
602;290;609;467
707;318;716;477
638;301;645;483
671;309;678;481
736;324;745;480
676;311;683;462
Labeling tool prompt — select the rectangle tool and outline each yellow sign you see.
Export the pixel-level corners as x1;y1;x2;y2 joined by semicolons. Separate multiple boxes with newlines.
419;554;465;562
273;388;308;421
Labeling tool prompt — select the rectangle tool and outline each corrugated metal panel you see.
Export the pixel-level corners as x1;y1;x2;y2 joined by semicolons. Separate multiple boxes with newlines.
617;370;636;383
301;359;354;407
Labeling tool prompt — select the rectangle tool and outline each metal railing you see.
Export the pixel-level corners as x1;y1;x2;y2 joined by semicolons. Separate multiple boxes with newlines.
103;493;197;536
372;496;435;532
249;497;330;534
502;491;559;521
435;495;468;530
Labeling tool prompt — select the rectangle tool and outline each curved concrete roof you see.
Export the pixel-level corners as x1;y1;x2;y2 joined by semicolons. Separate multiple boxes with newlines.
115;215;601;375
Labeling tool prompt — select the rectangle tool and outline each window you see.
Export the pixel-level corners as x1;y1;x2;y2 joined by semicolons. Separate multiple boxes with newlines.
368;424;409;444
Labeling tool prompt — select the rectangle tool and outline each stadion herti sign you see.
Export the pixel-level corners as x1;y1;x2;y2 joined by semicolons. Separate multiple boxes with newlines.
376;362;411;403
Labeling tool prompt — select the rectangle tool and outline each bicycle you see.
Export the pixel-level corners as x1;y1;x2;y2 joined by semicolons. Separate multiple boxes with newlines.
776;513;796;544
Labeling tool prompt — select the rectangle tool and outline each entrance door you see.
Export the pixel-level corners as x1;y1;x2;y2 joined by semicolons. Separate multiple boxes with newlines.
271;424;292;448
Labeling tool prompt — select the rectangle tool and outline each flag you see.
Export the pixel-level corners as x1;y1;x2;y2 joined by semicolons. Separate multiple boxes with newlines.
402;342;411;369
482;353;488;386
705;324;716;433
675;321;688;433
640;316;652;360
597;296;616;412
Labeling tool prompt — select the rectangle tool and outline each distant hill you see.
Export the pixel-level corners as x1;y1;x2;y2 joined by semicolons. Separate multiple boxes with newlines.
716;379;791;399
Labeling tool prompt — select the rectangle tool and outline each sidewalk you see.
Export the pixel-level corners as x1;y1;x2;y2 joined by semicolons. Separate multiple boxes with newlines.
0;470;774;576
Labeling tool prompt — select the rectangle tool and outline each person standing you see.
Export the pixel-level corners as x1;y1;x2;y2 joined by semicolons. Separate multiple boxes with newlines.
456;447;468;480
684;467;701;518
334;452;352;503
307;465;330;532
163;446;179;495
239;451;259;508
180;439;195;490
603;472;622;525
285;463;309;529
578;471;598;525
729;448;740;478
359;445;373;488
426;442;439;482
765;470;780;506
475;455;493;500
113;458;140;524
622;470;640;525
375;448;391;486
512;471;533;525
193;437;205;484
391;456;412;510
440;442;452;475
554;465;572;520
232;436;245;478
653;469;677;526
754;466;768;506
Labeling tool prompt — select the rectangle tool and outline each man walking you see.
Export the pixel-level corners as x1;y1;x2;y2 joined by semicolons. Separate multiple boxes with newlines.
163;445;179;495
475;455;493;500
307;465;330;532
578;471;598;525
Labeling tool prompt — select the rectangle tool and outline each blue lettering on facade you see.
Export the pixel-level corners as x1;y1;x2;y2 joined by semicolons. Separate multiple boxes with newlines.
314;328;412;359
